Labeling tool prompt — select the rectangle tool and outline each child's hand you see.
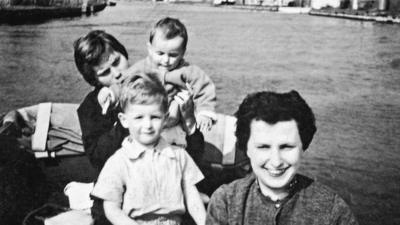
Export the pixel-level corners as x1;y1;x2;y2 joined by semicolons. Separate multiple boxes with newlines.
164;100;181;128
97;87;116;115
196;114;213;133
174;83;196;134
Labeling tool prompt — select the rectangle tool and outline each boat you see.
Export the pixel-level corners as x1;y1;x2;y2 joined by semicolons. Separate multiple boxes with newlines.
108;0;116;6
0;102;250;224
0;0;107;23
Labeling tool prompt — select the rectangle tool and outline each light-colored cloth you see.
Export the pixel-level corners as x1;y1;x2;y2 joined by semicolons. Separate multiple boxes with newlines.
91;137;204;219
44;210;93;225
4;103;84;155
64;182;94;213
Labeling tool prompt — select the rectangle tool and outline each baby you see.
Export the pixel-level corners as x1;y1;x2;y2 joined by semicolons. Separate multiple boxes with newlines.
100;17;217;132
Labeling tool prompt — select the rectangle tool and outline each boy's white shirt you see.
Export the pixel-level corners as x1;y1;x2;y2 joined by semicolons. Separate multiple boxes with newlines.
91;136;204;219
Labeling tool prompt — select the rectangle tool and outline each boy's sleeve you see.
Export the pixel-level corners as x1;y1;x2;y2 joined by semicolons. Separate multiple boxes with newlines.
179;148;204;187
91;154;125;203
77;91;128;173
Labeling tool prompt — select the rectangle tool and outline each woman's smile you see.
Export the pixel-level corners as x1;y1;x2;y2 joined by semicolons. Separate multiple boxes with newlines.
264;167;290;177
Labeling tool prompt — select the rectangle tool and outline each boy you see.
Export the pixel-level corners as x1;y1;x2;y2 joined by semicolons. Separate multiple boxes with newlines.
91;74;206;225
127;17;217;132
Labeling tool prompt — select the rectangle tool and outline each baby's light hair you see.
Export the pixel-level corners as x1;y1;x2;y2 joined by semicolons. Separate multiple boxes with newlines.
119;73;168;113
149;17;188;51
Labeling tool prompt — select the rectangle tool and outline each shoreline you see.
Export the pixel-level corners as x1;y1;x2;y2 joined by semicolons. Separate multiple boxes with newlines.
309;9;400;24
211;2;400;24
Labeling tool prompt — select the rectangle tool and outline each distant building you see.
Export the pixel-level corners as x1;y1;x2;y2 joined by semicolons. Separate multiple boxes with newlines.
388;0;400;15
310;0;399;15
310;0;390;10
350;0;377;10
241;0;310;6
349;0;400;16
311;0;340;9
234;0;397;12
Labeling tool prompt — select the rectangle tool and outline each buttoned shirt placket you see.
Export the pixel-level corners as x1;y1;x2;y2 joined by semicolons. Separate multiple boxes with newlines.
152;148;163;202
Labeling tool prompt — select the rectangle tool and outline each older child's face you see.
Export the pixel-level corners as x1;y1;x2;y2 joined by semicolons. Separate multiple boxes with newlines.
119;103;166;148
147;30;185;72
93;51;128;87
246;119;303;196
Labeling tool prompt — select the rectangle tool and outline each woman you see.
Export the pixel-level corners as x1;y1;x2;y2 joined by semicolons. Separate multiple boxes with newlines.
206;90;358;225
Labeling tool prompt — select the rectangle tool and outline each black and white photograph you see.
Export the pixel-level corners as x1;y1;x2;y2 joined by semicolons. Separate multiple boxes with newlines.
0;0;399;224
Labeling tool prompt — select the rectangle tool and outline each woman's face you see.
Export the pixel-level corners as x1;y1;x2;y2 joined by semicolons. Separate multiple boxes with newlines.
246;119;303;195
93;51;129;87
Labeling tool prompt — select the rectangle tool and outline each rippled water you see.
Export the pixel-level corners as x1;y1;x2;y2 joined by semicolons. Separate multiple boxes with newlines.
0;1;399;224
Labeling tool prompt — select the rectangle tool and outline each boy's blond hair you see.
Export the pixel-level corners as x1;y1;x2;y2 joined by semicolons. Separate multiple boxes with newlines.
119;73;168;113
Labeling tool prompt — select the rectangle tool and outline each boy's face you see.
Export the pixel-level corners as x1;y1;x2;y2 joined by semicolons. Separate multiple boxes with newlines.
147;30;185;72
93;51;128;87
119;103;167;148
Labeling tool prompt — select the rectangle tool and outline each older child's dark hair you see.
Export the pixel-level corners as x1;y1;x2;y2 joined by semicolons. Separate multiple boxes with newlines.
73;30;128;87
119;73;168;113
235;90;317;152
149;17;188;51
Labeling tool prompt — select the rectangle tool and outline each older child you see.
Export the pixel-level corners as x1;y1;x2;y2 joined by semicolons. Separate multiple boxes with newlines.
91;74;206;225
128;17;217;132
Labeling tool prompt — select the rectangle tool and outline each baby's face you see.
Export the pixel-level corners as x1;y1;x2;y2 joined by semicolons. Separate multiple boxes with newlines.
93;51;129;87
147;30;185;72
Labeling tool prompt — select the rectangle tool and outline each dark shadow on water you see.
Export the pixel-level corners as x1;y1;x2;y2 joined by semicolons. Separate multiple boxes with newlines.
389;58;400;69
0;13;100;25
0;4;106;25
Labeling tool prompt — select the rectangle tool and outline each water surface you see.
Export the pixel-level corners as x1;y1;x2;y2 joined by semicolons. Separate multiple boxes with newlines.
0;2;399;224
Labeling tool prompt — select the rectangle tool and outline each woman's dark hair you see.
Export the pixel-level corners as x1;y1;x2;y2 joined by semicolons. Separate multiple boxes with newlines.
235;90;317;152
73;30;128;87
